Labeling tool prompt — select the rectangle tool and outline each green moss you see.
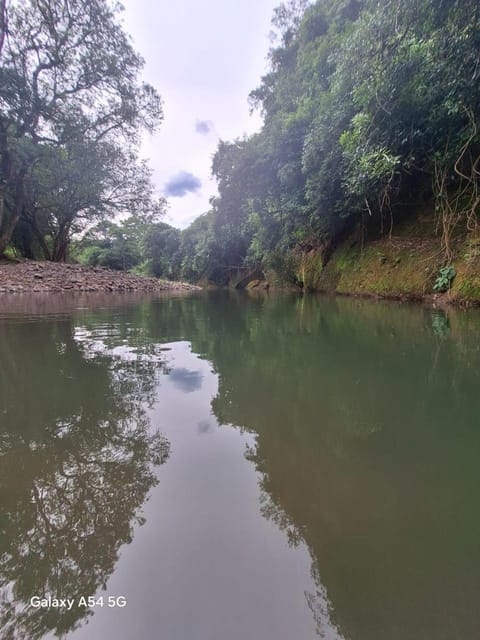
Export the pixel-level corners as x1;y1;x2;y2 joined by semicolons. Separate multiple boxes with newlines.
317;234;442;299
452;267;480;301
334;246;359;273
296;251;324;291
263;220;480;304
3;246;17;259
456;278;480;299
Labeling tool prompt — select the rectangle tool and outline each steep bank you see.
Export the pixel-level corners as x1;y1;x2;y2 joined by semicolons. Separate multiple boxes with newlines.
259;215;480;306
0;261;199;294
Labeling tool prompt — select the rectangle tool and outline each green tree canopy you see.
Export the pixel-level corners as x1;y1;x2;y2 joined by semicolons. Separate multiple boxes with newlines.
0;0;162;256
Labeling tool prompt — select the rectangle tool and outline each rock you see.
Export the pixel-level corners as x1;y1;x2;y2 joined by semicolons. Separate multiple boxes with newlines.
0;261;201;294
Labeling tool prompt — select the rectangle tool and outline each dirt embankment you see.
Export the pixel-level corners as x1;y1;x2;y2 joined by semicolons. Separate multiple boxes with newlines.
313;225;480;306
259;214;480;306
0;261;199;294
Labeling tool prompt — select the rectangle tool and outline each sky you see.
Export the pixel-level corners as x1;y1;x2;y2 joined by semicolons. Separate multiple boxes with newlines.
121;0;280;229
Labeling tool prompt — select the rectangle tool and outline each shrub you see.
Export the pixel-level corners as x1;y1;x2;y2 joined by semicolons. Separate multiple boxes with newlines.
433;265;456;292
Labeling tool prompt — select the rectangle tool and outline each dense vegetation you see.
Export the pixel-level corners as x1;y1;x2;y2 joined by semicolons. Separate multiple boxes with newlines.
1;0;479;288
141;0;480;285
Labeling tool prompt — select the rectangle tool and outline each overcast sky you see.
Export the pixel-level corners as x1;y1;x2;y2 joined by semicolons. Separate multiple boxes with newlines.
121;0;280;229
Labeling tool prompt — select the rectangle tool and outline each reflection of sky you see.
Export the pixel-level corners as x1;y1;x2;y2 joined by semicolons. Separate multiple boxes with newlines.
168;367;203;393
69;340;337;640
197;419;214;434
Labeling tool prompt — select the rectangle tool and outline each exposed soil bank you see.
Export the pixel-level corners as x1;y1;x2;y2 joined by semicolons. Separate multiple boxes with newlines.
314;243;479;308
259;215;480;307
0;261;199;294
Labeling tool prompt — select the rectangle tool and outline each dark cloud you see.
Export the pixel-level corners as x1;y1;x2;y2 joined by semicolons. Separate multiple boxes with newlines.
164;172;202;197
169;368;203;393
195;119;214;135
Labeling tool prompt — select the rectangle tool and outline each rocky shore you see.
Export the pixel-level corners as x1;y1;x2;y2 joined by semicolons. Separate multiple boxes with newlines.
0;261;199;293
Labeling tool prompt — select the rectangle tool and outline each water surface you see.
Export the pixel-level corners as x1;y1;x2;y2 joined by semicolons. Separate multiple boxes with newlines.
1;291;480;640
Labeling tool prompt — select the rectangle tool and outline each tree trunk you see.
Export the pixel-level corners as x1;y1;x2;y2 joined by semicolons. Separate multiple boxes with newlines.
30;214;52;261
0;172;26;256
0;0;6;58
0;191;4;235
54;240;69;262
52;225;70;262
0;210;21;254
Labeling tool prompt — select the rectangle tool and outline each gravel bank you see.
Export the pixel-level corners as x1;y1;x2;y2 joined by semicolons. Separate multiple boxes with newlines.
0;261;199;293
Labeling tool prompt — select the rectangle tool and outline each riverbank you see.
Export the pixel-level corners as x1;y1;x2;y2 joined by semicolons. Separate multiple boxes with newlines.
316;232;479;307
257;214;480;307
0;261;199;294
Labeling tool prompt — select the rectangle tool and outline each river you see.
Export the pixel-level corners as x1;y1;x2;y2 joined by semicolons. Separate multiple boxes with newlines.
1;291;479;640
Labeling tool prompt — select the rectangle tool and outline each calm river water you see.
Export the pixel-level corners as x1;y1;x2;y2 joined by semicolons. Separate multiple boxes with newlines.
1;291;480;640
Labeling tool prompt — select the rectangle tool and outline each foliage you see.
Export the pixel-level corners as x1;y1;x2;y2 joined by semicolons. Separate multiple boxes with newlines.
0;0;163;259
143;222;181;278
172;0;480;284
433;265;456;293
179;213;219;282
76;218;145;271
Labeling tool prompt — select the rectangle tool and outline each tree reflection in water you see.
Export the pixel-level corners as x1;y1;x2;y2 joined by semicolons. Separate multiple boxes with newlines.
207;293;480;640
1;292;480;640
0;317;170;639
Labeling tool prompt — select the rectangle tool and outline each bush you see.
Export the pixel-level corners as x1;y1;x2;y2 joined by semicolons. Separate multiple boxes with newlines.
433;265;456;292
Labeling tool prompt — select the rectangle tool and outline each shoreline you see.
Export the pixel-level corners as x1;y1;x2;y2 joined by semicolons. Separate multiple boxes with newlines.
1;258;478;310
0;260;199;294
309;288;475;309
247;283;474;309
251;218;480;308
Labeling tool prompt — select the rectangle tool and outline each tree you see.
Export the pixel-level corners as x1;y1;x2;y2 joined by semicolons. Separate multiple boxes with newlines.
333;0;480;246
172;0;479;285
179;213;217;282
17;141;165;261
143;222;181;279
0;0;162;255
